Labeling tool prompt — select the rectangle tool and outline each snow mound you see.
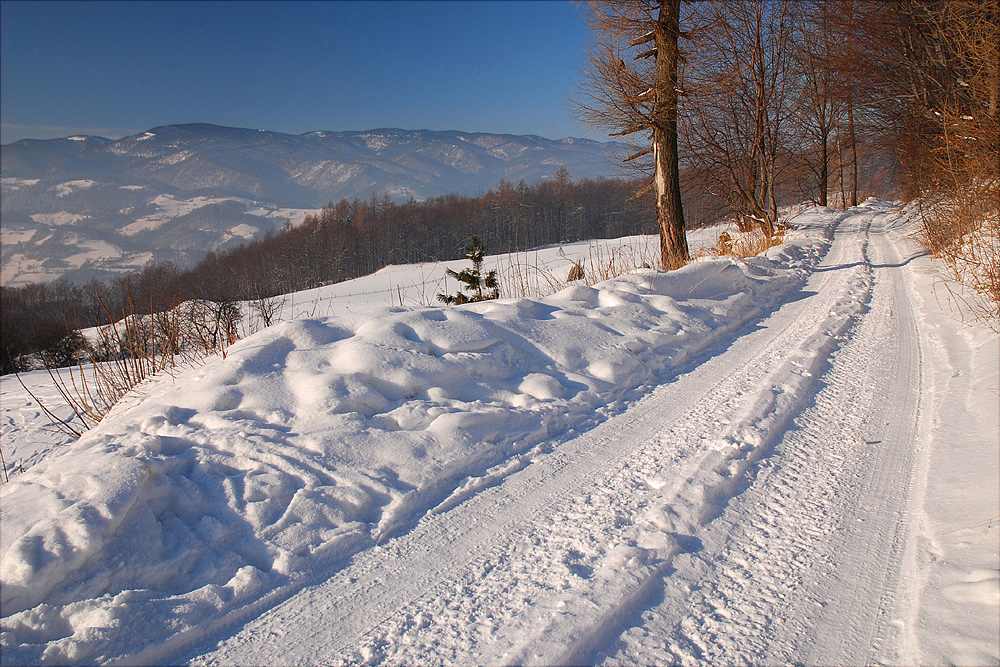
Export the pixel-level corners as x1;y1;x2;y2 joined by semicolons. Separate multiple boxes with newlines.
0;214;834;664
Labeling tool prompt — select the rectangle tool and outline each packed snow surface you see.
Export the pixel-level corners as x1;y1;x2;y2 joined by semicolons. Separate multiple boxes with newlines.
1;202;997;665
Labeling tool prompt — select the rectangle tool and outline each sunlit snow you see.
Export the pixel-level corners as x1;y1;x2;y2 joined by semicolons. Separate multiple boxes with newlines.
0;203;996;666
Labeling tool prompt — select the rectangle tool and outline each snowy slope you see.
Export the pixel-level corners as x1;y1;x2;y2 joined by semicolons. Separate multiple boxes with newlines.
0;229;719;477
1;202;996;666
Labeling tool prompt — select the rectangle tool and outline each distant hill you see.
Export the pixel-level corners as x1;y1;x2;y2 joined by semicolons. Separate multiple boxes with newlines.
1;124;624;286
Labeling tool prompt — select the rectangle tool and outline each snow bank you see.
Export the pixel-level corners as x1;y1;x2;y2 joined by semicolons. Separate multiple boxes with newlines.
0;214;835;664
885;210;1000;666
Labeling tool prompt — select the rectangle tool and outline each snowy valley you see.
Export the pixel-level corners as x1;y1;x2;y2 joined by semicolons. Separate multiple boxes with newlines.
0;125;622;286
0;201;997;665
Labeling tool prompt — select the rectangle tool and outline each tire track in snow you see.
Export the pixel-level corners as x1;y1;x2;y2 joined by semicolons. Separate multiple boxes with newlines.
541;212;882;666
192;210;871;666
599;209;921;665
361;210;904;667
801;209;922;665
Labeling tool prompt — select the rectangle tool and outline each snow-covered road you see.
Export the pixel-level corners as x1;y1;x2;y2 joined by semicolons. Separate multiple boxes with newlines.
2;203;997;666
183;207;993;664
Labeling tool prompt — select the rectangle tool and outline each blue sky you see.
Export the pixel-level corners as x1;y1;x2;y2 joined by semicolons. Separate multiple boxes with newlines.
0;1;596;144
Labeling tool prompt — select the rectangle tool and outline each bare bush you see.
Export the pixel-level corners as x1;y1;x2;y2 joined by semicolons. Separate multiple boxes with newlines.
18;287;262;439
918;189;1000;330
250;287;286;329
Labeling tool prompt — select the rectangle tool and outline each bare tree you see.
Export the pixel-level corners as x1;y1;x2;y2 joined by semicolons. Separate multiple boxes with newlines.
681;0;795;236
839;0;861;208
817;0;875;209
578;0;690;269
890;0;999;324
788;1;845;207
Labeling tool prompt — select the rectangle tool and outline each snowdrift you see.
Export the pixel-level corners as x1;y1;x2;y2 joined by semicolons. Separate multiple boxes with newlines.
0;212;836;664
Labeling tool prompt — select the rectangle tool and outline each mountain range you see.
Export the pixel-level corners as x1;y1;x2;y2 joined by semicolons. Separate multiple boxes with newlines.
1;123;623;286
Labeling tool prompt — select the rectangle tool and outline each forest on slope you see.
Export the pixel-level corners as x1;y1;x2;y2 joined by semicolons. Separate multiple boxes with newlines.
1;173;663;372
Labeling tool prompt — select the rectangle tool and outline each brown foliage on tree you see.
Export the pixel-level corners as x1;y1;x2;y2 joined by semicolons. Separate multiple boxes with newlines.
853;0;999;324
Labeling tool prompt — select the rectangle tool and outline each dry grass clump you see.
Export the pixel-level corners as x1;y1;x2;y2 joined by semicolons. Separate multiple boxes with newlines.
711;228;786;258
499;237;659;300
584;238;659;282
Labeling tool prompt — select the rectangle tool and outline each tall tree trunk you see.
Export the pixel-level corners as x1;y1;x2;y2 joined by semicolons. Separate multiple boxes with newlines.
847;91;858;207
654;0;689;269
819;129;829;207
836;125;848;209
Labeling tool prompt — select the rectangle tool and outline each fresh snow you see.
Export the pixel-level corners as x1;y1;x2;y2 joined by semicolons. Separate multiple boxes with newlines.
0;201;997;666
0;232;719;477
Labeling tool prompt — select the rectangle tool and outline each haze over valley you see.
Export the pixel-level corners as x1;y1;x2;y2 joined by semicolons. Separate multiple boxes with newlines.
1;124;622;285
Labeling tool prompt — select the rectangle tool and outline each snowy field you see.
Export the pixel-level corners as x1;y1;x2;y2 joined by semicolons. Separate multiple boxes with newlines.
0;227;724;476
1;201;997;665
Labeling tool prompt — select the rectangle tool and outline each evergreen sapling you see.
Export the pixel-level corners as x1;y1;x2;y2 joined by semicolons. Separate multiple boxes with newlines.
437;236;499;304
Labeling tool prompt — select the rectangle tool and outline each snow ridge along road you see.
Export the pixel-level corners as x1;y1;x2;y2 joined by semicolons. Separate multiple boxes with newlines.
189;202;928;665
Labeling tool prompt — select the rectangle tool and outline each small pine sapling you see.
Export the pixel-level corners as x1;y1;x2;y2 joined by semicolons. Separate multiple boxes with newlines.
438;236;500;304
